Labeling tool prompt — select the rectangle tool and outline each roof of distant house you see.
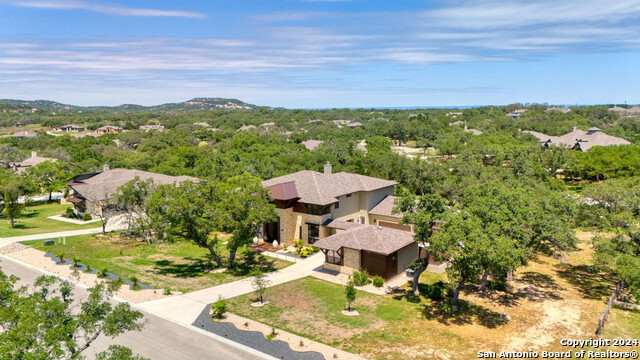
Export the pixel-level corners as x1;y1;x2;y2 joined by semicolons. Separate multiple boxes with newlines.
368;195;402;219
139;124;166;131
70;168;196;202
193;122;211;128
315;225;414;255
546;107;571;113
237;124;257;131
448;120;465;126
523;127;630;151
262;170;397;206
464;128;483;136
301;139;323;150
260;122;275;127
13;131;37;138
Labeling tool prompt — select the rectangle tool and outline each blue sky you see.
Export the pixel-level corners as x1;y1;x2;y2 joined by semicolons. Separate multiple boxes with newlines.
1;0;639;108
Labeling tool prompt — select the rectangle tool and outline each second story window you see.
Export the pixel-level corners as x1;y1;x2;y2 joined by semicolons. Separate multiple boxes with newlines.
335;201;340;209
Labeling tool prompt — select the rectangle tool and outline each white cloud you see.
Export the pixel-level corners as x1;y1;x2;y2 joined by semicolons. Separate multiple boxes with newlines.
5;0;206;18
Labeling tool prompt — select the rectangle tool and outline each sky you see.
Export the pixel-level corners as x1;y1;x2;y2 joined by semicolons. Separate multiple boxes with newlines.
1;0;639;108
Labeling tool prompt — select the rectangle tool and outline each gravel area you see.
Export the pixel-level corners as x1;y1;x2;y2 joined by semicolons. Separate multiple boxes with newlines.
0;242;27;254
193;307;366;360
5;247;171;303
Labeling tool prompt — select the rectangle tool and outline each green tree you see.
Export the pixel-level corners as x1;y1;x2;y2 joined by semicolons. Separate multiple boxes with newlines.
0;270;146;360
2;179;24;228
209;173;276;267
345;280;356;312
26;160;67;201
147;181;225;268
250;269;271;304
115;177;155;244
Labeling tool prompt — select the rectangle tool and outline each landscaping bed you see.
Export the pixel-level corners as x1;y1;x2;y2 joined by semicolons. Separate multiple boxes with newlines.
22;232;292;293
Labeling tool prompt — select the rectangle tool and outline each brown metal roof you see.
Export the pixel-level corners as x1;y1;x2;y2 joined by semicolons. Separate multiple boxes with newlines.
67;197;84;204
267;181;299;201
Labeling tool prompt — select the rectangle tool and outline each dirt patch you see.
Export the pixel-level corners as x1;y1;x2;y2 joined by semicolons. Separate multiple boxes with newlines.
504;300;581;351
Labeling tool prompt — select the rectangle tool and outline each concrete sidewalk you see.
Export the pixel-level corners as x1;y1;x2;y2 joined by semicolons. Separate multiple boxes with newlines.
137;253;325;325
0;228;104;248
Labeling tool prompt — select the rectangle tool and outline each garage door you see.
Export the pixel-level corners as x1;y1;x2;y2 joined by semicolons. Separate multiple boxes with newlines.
377;220;412;232
361;251;396;278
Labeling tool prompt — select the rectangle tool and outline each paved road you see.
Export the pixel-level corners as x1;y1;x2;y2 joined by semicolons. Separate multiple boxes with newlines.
137;253;325;325
0;255;274;360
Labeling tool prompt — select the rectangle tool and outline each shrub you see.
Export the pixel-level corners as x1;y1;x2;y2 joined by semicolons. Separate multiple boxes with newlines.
56;252;65;264
98;268;109;278
163;287;172;295
211;296;227;319
130;276;139;289
372;275;384;288
72;256;81;268
293;239;304;250
353;269;370;286
65;207;74;217
345;280;356;311
82;213;92;221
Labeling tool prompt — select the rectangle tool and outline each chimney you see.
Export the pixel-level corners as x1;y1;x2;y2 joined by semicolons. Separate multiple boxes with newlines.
324;162;332;175
31;151;37;158
572;126;577;131
103;163;110;172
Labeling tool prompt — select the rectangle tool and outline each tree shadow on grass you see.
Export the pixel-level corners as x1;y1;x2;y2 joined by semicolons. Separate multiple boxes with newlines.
554;264;613;301
421;300;510;329
153;257;214;278
227;253;280;277
393;280;448;304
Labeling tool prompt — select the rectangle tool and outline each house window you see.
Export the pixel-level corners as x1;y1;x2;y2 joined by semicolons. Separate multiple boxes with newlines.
335;201;340;209
346;194;352;198
360;216;365;224
308;224;320;244
308;204;321;215
326;250;341;265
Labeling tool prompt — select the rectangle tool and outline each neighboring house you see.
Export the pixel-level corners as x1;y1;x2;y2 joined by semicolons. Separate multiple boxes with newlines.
13;151;57;174
96;125;123;134
464;127;483;136
261;164;418;278
448;120;465;126
237;124;257;131
610;105;640;117
12;131;37;139
260;122;275;127
332;120;363;129
506;109;527;119
74;132;99;139
193;122;211;128
446;112;463;118
301;139;323;151
546;107;571;113
67;165;196;218
522;127;630;152
139;124;166;132
59;124;84;132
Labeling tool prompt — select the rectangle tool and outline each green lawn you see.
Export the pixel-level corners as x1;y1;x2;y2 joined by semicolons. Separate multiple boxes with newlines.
226;237;640;360
22;233;292;293
0;203;99;238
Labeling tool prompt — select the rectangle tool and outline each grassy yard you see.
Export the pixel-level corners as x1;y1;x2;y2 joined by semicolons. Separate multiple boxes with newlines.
227;231;640;360
0;203;99;238
22;232;292;293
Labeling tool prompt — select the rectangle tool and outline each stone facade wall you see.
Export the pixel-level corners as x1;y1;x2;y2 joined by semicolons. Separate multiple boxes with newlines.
343;248;361;270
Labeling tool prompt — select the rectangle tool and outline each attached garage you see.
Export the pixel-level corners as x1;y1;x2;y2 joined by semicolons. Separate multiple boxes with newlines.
314;224;417;279
361;250;397;279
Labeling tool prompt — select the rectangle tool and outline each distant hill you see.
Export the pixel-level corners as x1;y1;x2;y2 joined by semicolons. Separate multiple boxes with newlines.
0;97;257;113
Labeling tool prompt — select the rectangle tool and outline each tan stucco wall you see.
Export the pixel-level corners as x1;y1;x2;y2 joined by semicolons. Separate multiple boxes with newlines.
343;248;361;270
397;243;419;273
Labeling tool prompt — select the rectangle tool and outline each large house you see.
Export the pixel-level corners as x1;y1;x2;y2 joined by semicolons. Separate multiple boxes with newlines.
96;125;123;134
523;126;630;152
13;151;57;174
68;165;195;218
260;164;419;278
59;124;84;132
